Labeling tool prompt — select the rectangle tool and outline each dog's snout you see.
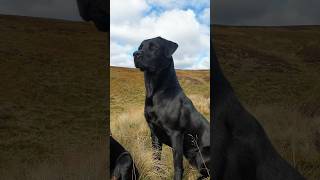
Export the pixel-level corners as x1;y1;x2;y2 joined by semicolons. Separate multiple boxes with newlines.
133;51;142;58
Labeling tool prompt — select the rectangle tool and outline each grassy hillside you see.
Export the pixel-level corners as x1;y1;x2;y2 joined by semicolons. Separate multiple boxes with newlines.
0;15;108;179
213;26;320;114
213;25;320;179
110;67;210;119
110;67;210;179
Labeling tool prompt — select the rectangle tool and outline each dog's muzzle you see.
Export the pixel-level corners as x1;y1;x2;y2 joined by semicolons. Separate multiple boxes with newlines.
133;51;144;70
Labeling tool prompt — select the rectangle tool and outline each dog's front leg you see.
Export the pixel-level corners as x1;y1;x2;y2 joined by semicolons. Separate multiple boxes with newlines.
171;132;184;180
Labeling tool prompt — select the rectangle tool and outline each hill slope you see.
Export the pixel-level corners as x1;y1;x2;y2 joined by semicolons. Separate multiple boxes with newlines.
213;25;320;179
110;67;210;118
110;67;210;179
0;15;108;179
213;25;320;115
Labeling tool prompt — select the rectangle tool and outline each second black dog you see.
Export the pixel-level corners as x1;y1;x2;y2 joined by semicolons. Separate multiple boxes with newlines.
111;136;139;180
133;37;210;180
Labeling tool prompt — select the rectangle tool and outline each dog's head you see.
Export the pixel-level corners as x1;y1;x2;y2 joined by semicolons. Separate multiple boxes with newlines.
77;0;109;32
133;37;178;73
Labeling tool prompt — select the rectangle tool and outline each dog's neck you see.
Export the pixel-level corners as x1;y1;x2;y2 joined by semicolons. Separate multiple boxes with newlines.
144;59;182;99
212;48;237;119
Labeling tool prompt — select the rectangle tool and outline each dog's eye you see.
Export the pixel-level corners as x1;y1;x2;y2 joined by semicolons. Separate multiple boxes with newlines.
138;44;143;50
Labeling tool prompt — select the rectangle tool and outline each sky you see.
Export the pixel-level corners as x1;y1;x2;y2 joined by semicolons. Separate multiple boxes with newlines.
0;0;82;21
212;0;320;26
110;0;210;69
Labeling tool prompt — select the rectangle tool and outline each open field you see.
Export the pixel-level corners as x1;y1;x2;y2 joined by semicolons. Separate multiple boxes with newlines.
213;26;320;111
110;67;210;119
110;67;210;179
213;26;320;180
213;25;320;179
0;15;108;179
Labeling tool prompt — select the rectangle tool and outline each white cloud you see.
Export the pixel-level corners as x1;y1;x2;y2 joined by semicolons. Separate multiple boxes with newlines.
191;56;210;70
110;41;135;67
110;0;210;69
110;0;149;23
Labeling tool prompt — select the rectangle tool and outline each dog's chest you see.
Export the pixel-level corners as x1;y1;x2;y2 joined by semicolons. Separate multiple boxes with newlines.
145;104;162;126
145;96;180;128
145;108;172;145
145;101;172;139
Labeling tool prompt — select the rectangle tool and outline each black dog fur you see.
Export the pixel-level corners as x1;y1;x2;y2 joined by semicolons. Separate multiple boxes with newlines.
211;40;305;180
76;0;108;32
133;37;210;180
110;136;139;180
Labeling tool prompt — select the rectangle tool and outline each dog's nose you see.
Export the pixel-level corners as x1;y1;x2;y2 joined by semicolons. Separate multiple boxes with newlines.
133;51;142;58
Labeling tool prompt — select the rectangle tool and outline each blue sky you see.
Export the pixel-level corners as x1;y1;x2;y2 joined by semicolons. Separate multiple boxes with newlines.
110;0;210;69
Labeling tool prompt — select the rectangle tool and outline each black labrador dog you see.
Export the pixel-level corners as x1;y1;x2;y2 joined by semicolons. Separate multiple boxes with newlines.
110;136;139;180
211;41;305;180
76;1;139;179
133;37;210;180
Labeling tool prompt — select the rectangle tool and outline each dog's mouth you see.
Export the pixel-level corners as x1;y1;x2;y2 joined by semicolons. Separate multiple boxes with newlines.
133;55;157;73
133;50;147;71
133;58;145;71
137;66;145;71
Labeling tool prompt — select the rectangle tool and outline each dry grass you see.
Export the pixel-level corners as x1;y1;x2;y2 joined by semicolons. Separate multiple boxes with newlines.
0;15;108;179
0;140;107;180
111;106;210;179
213;25;320;178
110;67;210;179
110;66;210;179
188;95;210;119
247;105;320;179
111;74;210;180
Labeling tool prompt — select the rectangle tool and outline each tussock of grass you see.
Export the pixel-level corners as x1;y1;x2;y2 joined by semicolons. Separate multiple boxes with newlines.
248;105;320;179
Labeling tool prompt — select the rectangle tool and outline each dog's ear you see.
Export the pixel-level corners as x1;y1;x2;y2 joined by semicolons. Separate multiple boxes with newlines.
163;39;178;58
